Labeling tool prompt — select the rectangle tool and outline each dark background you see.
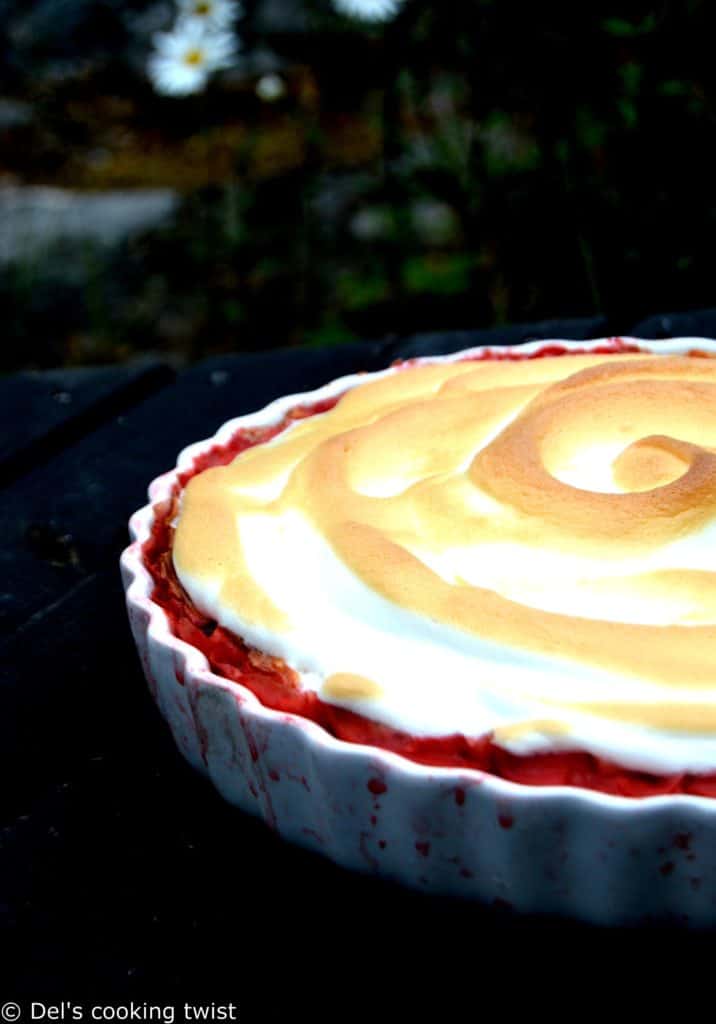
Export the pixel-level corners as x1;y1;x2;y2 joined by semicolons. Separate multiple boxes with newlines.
2;0;716;372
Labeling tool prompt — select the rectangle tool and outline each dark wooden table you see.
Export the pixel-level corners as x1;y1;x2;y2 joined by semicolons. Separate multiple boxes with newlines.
3;310;715;1002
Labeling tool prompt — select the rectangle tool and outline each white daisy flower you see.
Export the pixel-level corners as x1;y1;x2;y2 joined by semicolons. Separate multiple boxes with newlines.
331;0;403;22
148;19;238;95
175;0;242;31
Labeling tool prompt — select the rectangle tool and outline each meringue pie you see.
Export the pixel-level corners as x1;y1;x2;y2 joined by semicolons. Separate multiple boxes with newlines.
147;340;716;796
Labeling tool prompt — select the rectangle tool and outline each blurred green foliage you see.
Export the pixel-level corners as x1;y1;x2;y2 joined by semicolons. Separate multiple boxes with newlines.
2;0;716;369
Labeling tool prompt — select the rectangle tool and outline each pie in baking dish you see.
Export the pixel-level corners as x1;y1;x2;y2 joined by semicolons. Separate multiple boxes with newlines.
143;339;716;798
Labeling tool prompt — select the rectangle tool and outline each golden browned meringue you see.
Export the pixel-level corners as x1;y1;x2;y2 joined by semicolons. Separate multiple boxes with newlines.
172;348;716;772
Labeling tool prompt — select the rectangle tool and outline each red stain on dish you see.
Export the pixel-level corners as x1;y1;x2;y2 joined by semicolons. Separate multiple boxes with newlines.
454;787;466;807
236;719;277;828
268;769;280;782
239;718;264;764
674;832;692;851
359;832;379;871
460;867;474;879
378;840;387;850
498;814;514;830
285;771;311;791
172;698;197;759
139;648;157;699
415;841;431;858
370;815;377;826
367;778;387;796
187;691;210;767
659;861;675;877
173;653;185;687
253;766;277;829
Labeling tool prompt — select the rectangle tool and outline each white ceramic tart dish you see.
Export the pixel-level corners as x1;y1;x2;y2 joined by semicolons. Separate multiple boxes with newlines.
121;336;716;926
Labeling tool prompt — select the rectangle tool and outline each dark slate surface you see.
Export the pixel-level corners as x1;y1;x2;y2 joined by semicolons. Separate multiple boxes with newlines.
0;358;172;486
629;308;716;340
383;315;610;360
3;315;716;1001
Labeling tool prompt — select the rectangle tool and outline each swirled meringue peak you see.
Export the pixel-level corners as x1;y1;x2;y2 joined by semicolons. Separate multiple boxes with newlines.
173;340;716;775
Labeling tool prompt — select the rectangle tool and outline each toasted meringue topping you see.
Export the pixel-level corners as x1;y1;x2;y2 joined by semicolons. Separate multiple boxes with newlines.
173;345;716;774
